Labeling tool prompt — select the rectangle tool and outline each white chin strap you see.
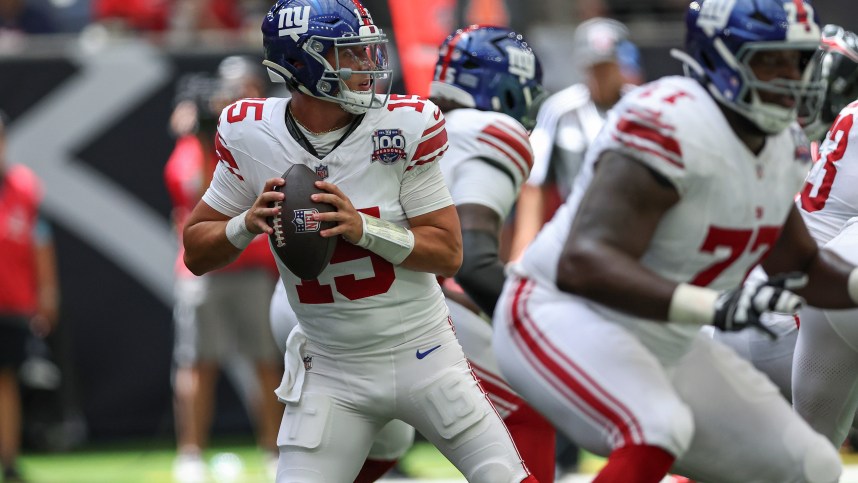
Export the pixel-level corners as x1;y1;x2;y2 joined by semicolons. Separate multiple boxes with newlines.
338;85;374;114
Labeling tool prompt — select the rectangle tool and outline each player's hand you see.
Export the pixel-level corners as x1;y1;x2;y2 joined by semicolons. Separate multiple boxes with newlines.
711;272;808;339
311;181;363;243
247;177;285;235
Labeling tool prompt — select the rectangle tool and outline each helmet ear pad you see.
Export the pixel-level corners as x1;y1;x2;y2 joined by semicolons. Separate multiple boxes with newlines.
490;75;528;121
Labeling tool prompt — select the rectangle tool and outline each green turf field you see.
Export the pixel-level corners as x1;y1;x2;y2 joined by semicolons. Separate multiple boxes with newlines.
14;439;858;482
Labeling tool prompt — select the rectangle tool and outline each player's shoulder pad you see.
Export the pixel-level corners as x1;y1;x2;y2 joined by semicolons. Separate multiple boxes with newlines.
381;95;449;171
460;110;533;189
216;97;278;144
606;76;709;172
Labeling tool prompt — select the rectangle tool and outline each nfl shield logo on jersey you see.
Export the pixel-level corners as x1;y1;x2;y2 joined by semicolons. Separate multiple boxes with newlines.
371;129;407;165
292;208;321;233
315;164;329;179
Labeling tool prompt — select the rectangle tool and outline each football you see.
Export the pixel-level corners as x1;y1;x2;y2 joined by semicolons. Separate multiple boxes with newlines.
268;164;338;280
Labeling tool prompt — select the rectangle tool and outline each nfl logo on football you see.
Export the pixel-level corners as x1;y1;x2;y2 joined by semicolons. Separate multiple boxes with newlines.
292;208;321;233
371;129;407;165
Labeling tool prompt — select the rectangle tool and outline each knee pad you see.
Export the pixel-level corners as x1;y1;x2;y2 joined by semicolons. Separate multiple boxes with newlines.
643;400;694;458
277;392;332;450
795;433;841;483
777;420;842;483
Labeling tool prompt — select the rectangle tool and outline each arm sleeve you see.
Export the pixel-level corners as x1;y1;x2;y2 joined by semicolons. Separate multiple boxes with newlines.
455;229;505;316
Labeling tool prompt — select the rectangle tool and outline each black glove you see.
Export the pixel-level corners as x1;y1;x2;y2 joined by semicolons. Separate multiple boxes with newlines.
712;272;807;339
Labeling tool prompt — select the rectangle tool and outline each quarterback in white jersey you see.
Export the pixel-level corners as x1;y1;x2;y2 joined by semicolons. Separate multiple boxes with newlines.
183;1;535;482
493;1;858;482
266;25;556;483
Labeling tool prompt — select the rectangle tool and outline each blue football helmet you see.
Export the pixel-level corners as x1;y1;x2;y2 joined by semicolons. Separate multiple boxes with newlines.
674;0;825;134
429;25;546;130
800;24;858;140
261;0;392;114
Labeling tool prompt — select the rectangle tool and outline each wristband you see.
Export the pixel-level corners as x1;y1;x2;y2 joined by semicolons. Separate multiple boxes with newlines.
668;283;719;325
849;268;858;305
355;212;415;265
225;210;255;249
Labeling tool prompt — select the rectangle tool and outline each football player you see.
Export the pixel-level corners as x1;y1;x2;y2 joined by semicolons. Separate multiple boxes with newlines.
267;24;556;482
182;0;536;481
715;24;858;447
492;0;858;482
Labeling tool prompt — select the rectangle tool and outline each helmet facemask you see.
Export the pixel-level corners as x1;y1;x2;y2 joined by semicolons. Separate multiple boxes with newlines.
726;41;825;134
308;28;392;114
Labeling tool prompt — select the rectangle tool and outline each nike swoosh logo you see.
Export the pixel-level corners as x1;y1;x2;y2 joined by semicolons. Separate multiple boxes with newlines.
416;345;442;359
433;108;441;120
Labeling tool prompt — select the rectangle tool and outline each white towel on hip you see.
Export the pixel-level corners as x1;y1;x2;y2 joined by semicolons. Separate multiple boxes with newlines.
274;325;308;404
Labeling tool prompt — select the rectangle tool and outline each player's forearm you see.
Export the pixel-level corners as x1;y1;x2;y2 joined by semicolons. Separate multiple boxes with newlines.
557;238;676;321
795;248;858;309
183;220;243;275
401;224;462;278
510;184;544;260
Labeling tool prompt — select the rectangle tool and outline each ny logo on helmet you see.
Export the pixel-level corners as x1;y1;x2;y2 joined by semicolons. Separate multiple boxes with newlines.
506;47;536;79
697;0;735;34
277;5;310;40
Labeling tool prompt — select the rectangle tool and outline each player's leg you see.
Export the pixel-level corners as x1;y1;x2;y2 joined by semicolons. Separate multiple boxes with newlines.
669;333;841;483
448;299;557;483
493;277;693;483
711;312;798;401
355;420;415;483
275;340;385;483
396;321;534;483
792;305;858;446
269;282;413;482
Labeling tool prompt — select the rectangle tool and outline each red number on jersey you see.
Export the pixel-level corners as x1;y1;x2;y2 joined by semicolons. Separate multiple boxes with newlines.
226;99;265;123
387;94;426;113
295;207;396;304
800;113;853;212
690;225;781;286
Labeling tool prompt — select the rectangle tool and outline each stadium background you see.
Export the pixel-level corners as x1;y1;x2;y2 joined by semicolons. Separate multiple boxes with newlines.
0;0;853;477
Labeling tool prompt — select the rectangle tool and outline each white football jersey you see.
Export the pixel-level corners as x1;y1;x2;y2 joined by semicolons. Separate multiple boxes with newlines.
798;100;858;245
517;76;811;361
527;83;605;196
203;95;453;350
439;109;532;218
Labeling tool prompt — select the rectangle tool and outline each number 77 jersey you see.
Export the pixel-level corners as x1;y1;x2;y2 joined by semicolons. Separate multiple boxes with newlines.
203;94;453;351
517;76;811;357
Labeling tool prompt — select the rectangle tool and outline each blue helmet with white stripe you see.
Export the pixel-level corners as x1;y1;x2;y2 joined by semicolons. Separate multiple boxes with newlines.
261;0;391;114
429;25;546;130
675;0;825;134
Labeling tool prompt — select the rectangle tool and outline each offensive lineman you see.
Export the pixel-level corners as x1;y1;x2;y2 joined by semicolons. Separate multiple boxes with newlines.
493;0;858;481
182;0;536;482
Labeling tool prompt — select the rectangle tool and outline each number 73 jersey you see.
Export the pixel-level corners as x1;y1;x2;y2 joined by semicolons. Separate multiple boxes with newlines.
799;100;858;245
202;95;453;351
